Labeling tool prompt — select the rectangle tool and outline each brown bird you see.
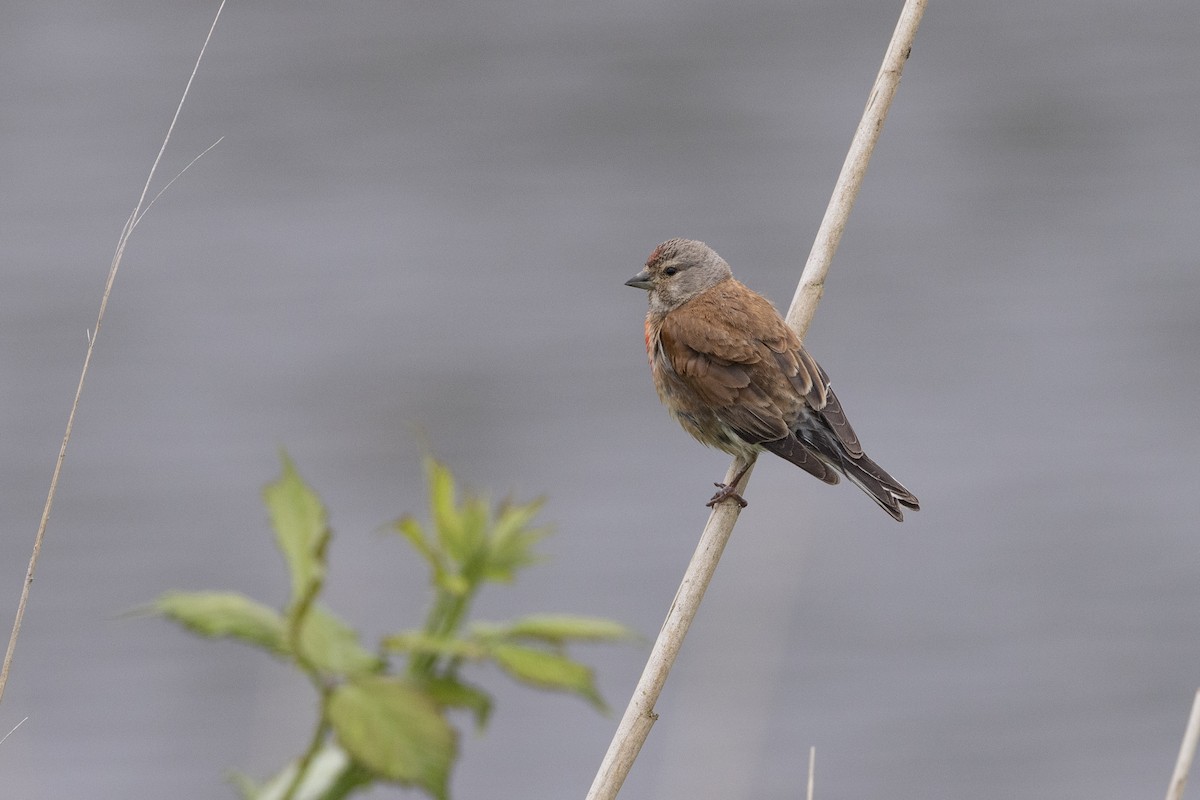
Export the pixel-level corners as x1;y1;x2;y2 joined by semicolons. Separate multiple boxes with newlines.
626;238;919;521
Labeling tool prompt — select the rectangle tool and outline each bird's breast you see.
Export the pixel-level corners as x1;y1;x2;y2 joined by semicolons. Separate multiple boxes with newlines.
643;315;663;367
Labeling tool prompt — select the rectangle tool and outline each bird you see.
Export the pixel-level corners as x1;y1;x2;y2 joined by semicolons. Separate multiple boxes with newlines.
625;238;919;521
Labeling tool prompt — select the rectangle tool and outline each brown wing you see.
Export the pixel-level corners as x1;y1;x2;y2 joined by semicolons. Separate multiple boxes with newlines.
659;280;823;445
813;364;863;457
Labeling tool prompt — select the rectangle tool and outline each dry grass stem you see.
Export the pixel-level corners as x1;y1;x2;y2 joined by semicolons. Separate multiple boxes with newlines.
586;2;927;797
0;716;29;747
786;0;926;339
808;746;816;800
0;0;227;707
1166;689;1200;800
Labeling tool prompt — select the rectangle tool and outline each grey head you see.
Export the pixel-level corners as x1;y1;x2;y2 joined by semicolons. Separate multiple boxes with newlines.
624;238;734;313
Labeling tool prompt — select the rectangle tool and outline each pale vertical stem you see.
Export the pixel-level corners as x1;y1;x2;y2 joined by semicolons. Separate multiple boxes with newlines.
1165;689;1200;800
807;746;816;800
787;0;926;340
585;460;753;797
585;2;927;798
0;0;227;707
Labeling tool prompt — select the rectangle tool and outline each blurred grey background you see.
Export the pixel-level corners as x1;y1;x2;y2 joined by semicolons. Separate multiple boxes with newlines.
3;1;1199;797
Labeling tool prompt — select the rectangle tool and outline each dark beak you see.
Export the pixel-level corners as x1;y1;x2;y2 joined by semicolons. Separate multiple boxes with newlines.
624;269;653;290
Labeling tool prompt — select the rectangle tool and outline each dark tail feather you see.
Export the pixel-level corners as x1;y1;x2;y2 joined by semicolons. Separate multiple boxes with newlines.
838;452;919;522
765;432;919;521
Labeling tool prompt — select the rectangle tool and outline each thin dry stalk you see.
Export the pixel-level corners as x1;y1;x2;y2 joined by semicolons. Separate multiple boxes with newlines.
0;716;28;747
585;2;927;797
1166;689;1200;800
807;746;816;800
0;0;227;707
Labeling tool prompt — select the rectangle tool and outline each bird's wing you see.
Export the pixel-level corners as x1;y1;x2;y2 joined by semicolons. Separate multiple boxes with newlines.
764;333;864;458
659;285;808;444
660;283;865;456
813;363;863;457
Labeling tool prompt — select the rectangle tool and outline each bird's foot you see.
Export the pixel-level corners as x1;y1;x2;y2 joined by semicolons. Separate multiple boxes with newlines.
706;482;748;509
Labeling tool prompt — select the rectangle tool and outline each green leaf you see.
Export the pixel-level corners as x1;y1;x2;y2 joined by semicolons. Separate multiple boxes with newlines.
489;496;545;548
329;677;456;799
152;591;286;655
227;770;260;800
435;571;471;597
244;744;371;800
393;516;440;572
421;676;494;731
477;614;636;646
480;498;549;584
382;631;486;661
453;498;490;584
487;642;605;710
393;513;468;594
299;604;383;677
426;458;467;564
264;453;330;604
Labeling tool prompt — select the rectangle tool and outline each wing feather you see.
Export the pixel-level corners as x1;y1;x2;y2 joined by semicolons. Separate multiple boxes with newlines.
658;281;812;445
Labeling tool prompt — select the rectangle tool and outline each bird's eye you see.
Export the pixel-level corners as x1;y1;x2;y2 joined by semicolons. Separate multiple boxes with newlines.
663;266;679;277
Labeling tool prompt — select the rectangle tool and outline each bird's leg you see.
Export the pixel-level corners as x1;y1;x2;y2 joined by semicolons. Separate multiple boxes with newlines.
706;460;752;508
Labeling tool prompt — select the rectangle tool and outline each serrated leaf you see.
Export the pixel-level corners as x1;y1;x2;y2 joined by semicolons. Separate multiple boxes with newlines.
455;496;491;581
245;744;370;800
152;591;286;654
490;497;544;547
393;516;440;571
264;454;329;604
487;642;605;710
477;614;636;646
482;498;549;583
329;677;456;799
426;458;466;564
422;676;494;731
299;604;383;677
481;544;544;583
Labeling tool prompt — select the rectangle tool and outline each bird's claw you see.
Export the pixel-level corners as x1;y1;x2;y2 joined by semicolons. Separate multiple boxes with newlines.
706;482;748;509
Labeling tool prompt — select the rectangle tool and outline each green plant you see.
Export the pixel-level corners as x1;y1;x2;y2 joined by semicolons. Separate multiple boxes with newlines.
152;454;631;800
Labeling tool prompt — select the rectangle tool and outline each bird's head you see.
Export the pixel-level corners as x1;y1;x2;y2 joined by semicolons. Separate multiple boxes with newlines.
625;238;733;313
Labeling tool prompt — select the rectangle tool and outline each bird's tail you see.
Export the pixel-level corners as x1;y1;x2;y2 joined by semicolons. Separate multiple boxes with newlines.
837;451;919;522
762;432;919;521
